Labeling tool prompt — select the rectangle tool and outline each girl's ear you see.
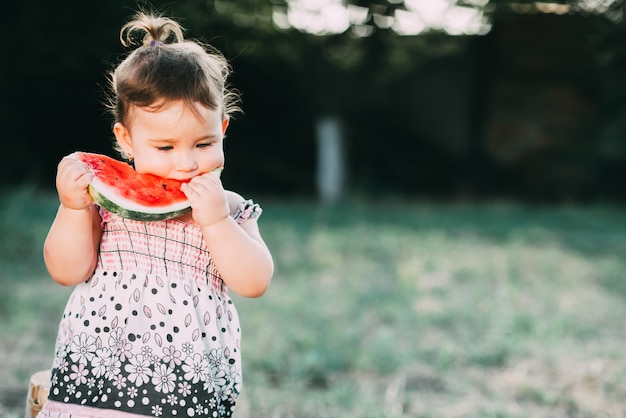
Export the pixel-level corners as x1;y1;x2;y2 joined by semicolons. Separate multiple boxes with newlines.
113;122;133;157
222;116;230;135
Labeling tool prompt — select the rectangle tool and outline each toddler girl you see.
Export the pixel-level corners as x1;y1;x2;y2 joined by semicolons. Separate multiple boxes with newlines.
38;11;273;418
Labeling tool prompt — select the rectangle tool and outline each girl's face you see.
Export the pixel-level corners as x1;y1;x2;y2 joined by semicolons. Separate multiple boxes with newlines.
114;100;229;180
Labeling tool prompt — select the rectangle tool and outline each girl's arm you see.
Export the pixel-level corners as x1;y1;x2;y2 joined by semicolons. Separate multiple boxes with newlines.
43;156;103;286
44;205;102;285
201;191;274;298
182;173;274;297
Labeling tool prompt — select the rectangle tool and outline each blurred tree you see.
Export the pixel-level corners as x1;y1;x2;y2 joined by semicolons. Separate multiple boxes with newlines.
2;0;146;187
168;0;625;200
168;0;473;199
2;0;624;201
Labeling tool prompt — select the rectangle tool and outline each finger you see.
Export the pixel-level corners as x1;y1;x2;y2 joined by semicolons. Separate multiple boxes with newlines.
76;171;95;187
189;176;220;190
181;182;201;198
59;160;90;180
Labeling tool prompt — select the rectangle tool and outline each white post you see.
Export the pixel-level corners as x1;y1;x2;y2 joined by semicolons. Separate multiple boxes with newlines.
316;116;345;204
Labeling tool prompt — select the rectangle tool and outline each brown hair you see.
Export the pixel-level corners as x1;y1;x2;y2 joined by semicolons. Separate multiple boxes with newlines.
106;11;240;130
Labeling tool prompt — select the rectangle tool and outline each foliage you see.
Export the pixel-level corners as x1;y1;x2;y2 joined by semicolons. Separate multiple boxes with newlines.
0;187;57;280
2;0;626;200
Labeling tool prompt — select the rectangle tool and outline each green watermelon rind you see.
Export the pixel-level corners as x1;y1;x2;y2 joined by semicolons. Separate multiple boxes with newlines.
88;178;192;222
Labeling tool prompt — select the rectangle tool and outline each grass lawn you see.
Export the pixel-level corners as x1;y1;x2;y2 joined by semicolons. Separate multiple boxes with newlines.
1;188;626;417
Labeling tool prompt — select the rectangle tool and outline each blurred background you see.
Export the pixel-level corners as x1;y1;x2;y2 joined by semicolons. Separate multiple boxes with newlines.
3;1;626;417
2;0;625;203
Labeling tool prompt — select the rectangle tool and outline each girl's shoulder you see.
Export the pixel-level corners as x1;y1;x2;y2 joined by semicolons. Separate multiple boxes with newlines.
226;190;246;211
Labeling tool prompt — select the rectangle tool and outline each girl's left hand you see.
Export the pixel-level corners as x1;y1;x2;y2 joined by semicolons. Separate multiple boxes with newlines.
181;170;229;227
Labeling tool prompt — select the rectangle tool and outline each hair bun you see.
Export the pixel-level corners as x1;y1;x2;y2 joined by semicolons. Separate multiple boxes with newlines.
120;12;184;48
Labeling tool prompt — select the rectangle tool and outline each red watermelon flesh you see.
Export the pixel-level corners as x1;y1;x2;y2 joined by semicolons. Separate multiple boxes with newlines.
73;152;193;221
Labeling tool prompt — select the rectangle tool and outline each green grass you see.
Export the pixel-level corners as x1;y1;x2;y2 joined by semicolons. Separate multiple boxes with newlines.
2;188;626;417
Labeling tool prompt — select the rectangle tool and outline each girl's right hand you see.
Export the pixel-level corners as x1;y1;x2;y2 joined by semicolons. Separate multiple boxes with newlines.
56;155;95;210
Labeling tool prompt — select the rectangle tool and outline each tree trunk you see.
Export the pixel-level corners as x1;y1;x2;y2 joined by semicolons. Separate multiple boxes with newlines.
24;370;50;418
316;116;345;204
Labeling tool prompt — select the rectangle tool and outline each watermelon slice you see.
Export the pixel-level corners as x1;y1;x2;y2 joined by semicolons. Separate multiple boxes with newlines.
72;152;221;222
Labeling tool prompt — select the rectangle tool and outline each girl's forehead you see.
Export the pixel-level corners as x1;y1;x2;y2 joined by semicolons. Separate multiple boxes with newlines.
126;101;221;126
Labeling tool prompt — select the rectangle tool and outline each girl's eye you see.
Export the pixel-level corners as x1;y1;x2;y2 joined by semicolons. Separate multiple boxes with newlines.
157;146;173;151
197;143;213;149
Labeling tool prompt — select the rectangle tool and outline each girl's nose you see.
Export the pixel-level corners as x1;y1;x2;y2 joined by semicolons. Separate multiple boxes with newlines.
177;152;198;172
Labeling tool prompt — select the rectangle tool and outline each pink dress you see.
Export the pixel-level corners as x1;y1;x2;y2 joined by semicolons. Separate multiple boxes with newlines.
38;200;262;418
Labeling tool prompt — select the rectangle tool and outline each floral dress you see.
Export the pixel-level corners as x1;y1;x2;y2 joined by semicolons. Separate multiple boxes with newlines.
38;200;262;418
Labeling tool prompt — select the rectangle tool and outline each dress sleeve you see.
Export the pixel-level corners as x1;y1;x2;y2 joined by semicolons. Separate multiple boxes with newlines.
230;199;263;224
98;205;112;228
